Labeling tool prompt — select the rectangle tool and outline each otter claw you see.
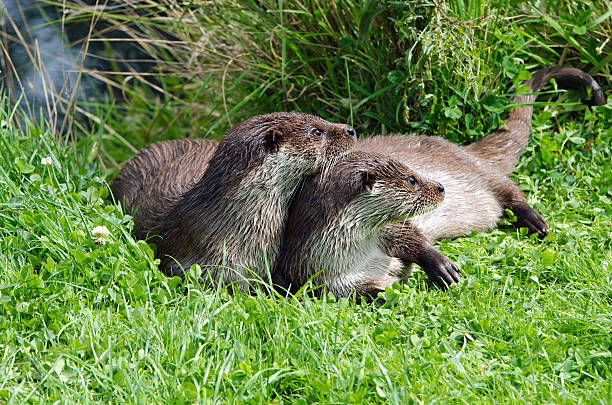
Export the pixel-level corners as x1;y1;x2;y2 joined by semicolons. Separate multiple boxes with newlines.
418;248;461;289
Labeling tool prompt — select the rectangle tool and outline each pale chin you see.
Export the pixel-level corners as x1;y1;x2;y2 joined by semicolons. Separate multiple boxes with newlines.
411;201;441;217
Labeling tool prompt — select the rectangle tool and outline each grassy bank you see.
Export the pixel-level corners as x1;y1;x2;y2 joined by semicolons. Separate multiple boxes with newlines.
1;0;612;403
1;95;611;402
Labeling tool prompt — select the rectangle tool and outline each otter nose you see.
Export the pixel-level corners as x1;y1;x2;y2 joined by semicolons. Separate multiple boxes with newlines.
345;125;356;139
435;182;445;196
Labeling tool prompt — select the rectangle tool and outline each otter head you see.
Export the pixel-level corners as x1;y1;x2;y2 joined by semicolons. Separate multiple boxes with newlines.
215;112;357;180
321;152;445;225
263;112;356;165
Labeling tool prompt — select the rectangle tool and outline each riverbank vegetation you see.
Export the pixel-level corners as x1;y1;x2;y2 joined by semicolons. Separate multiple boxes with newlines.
1;0;610;402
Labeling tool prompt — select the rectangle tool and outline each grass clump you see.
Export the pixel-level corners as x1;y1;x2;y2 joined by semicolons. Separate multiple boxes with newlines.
58;0;611;164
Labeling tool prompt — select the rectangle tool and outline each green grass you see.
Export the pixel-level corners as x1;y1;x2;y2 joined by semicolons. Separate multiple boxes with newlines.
64;0;611;164
2;0;612;403
1;93;611;403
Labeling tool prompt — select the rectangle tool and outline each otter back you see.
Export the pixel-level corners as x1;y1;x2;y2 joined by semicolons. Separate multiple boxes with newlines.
356;66;604;240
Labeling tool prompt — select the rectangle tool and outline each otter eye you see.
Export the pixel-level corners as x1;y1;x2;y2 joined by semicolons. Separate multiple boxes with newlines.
310;128;323;137
408;176;417;186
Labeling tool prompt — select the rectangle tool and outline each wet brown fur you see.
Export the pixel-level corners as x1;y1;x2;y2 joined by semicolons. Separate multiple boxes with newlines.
275;66;604;292
273;152;453;298
110;139;218;239
110;112;356;289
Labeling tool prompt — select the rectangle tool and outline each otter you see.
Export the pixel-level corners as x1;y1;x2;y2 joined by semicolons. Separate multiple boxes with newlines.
273;152;452;298
110;138;219;238
110;113;357;289
275;66;604;292
356;66;604;241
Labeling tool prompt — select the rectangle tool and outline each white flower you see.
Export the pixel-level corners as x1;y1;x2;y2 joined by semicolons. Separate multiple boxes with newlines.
41;157;53;166
1;120;7;128
92;225;110;245
92;225;110;238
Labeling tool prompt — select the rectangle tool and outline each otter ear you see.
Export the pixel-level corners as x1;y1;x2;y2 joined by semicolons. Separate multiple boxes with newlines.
263;128;282;152
360;170;376;191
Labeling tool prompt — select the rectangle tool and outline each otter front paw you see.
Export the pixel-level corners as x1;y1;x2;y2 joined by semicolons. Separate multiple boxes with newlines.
508;202;549;238
417;248;460;289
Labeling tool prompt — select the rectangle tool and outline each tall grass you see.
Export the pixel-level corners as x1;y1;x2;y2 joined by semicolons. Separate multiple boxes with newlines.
4;1;608;162
47;0;610;164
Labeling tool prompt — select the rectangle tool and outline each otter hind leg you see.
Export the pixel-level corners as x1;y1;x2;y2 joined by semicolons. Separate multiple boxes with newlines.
354;275;403;299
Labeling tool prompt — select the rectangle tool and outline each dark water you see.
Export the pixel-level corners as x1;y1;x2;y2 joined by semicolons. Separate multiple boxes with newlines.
0;0;151;132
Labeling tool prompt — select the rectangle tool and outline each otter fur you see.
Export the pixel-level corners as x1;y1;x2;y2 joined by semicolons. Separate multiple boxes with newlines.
110;138;218;238
275;66;604;292
110;113;357;289
273;152;452;297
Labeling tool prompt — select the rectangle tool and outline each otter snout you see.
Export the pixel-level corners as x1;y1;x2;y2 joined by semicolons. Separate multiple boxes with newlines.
435;182;445;196
321;122;357;160
345;125;357;139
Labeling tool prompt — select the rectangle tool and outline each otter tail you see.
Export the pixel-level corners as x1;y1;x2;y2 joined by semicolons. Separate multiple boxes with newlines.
463;66;605;175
